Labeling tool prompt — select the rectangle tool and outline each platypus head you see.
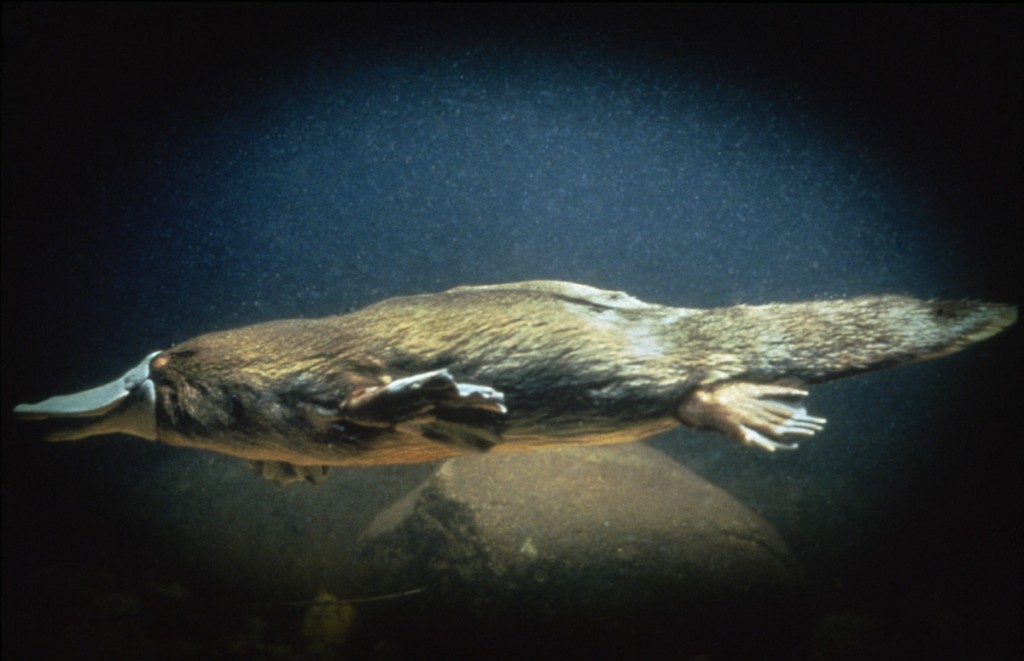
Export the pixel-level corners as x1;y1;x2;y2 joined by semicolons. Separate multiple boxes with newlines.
13;332;352;456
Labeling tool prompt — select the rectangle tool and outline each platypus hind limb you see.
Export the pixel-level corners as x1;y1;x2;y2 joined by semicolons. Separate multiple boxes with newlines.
14;281;1017;485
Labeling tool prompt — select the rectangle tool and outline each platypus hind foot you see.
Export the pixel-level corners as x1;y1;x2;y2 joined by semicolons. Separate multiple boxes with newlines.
249;461;331;487
679;382;827;452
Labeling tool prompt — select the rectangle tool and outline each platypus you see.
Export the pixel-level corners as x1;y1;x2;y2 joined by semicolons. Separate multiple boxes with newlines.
14;281;1017;485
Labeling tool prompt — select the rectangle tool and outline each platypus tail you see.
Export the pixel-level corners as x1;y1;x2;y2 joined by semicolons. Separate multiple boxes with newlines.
689;295;1017;385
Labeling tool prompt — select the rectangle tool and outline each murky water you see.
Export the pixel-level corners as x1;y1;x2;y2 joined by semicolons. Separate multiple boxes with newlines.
3;6;1018;659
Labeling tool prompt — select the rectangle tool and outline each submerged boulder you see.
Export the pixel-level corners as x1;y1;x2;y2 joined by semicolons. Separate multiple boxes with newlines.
356;444;807;658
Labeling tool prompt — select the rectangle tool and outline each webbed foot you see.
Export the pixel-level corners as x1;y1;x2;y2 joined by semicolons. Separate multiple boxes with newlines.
249;461;330;486
678;382;826;452
340;369;507;450
341;370;506;421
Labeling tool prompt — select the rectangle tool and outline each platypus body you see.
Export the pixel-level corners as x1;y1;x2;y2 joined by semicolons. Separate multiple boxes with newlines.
15;281;1016;485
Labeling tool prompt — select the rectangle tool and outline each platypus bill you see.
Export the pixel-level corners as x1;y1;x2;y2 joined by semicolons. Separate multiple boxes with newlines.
14;281;1017;486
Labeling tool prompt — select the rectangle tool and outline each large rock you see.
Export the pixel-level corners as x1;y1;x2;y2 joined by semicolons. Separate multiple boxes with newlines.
356;444;807;658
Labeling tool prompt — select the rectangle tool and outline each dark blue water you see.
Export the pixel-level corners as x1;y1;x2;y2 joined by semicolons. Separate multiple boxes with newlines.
3;6;1019;658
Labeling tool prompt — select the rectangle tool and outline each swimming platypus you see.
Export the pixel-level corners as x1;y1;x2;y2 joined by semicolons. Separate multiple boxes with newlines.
14;281;1017;485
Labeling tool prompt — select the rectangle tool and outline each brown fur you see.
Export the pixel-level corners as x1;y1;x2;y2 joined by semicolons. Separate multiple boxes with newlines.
16;281;1016;478
149;282;1015;466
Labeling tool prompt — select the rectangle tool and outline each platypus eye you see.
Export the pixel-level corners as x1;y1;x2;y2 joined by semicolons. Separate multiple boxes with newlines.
151;354;171;370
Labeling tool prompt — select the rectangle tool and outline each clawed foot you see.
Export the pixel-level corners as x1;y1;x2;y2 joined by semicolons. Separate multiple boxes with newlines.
678;382;826;452
338;369;507;452
340;369;506;425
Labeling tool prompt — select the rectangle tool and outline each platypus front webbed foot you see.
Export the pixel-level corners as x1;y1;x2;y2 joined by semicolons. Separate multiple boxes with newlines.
340;369;508;451
678;382;827;451
341;369;506;422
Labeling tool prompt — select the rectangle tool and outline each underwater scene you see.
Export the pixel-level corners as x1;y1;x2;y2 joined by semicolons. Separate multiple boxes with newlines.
2;6;1020;660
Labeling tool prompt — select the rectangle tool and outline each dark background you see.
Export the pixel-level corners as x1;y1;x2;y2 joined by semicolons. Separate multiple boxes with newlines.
2;4;1020;658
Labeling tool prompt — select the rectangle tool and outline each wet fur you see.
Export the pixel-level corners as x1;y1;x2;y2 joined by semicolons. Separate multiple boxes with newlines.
145;282;1015;467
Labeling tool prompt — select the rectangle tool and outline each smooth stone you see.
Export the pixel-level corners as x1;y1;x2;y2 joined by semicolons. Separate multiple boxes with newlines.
356;443;807;658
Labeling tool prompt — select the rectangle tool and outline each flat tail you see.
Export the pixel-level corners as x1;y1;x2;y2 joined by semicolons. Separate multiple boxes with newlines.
703;296;1018;385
